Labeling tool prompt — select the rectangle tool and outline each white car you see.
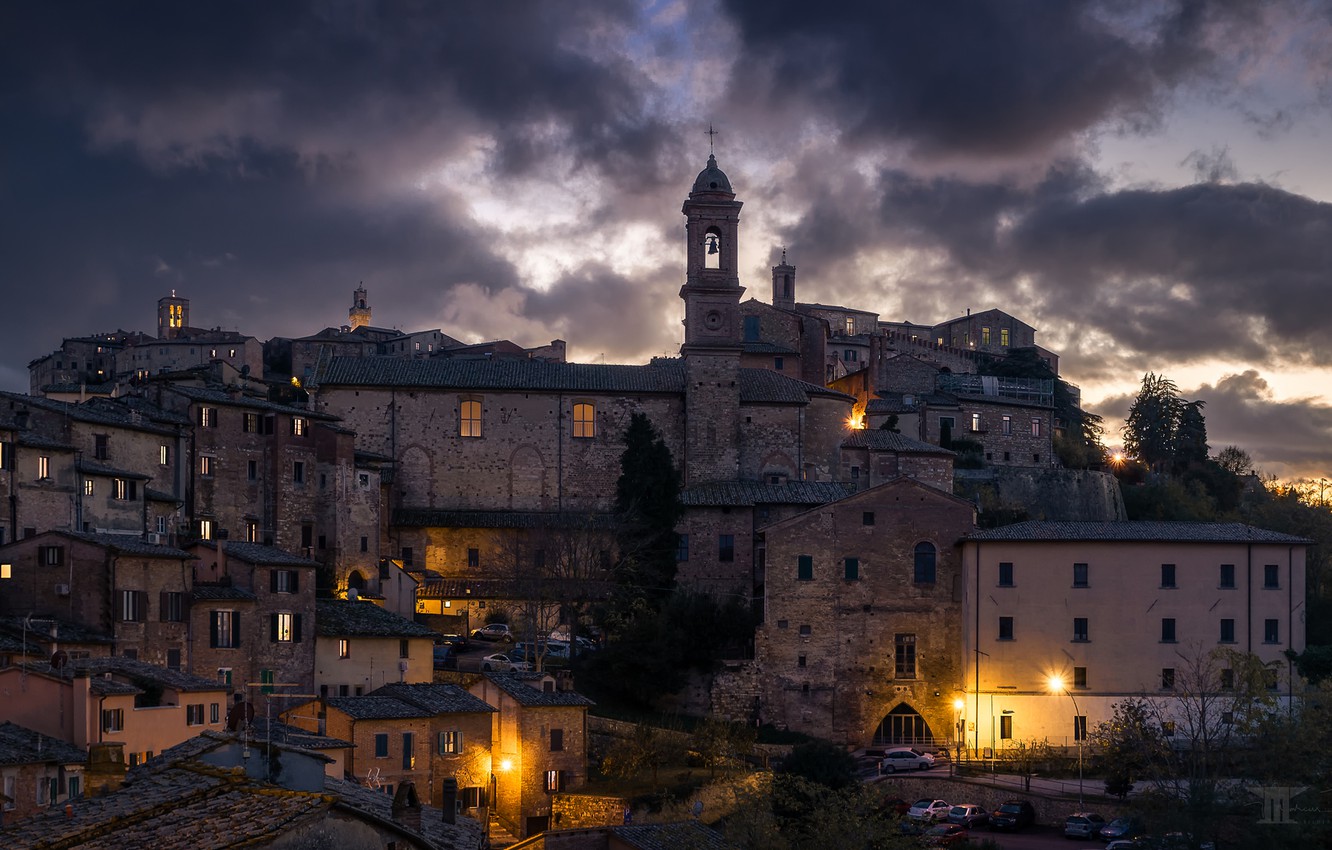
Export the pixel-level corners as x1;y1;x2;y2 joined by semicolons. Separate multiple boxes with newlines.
907;799;950;823
481;653;531;672
880;747;936;773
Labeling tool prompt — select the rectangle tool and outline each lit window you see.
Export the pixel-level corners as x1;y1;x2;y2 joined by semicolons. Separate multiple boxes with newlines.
1031;418;1042;437
199;407;217;428
243;413;260;433
1000;328;1010;347
981;327;991;345
970;413;981;432
113;478;136;500
438;731;461;754
544;770;564;793
291;417;308;437
200;519;215;540
38;456;50;479
460;399;482;437
84;479;95;496
200;456;216;477
272;612;295;643
573;403;595;438
338;639;350;659
246;521;259;543
159;445;170;465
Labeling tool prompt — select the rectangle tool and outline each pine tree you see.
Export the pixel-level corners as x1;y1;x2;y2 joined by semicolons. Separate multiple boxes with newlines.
614;413;683;599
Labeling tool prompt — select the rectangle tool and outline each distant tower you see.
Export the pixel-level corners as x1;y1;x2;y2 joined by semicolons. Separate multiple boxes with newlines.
157;290;189;339
772;248;796;311
349;284;371;329
679;152;745;484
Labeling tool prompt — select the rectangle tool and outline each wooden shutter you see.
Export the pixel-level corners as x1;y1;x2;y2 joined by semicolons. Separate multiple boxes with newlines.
270;613;279;643
209;612;220;648
293;613;303;643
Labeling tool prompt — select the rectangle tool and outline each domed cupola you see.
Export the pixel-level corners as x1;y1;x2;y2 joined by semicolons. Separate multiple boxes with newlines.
690;153;734;197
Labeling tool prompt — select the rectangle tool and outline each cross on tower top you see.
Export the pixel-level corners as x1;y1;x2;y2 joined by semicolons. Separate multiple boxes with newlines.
705;124;718;153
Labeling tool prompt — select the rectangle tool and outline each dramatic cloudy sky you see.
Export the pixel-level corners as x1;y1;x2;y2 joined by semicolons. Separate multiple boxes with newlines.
4;1;1332;479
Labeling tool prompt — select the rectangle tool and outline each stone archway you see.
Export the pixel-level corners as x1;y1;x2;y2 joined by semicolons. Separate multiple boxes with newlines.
347;570;366;592
872;703;938;748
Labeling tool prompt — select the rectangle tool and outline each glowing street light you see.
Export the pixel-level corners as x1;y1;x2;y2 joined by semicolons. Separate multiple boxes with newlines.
1048;675;1084;806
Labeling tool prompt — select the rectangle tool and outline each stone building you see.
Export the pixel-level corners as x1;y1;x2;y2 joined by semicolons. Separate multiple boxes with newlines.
468;672;593;840
188;541;320;694
755;477;977;746
0;531;194;667
0;721;87;822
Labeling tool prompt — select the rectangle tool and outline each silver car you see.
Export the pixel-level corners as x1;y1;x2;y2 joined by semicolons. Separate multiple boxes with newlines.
880;747;936;773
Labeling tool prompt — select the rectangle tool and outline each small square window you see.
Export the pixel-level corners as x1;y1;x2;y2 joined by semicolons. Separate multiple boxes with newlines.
1219;563;1236;588
1162;668;1175;690
1073;666;1087;688
1220;618;1235;643
998;562;1013;587
1161;564;1176;588
796;555;813;581
862;511;874;526
1073;617;1088;642
797;654;806;667
1264;619;1280;643
718;534;735;562
844;557;859;580
1072;563;1088;587
1161;618;1176;642
1220;668;1234;690
675;533;689;562
998;616;1014;641
798;624;811;636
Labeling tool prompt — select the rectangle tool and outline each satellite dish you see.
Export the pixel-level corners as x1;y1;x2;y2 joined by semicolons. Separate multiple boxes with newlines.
51;650;69;670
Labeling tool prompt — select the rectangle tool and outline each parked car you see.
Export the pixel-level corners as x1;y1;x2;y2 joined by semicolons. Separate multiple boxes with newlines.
1100;817;1146;842
481;652;530;672
907;799;950;823
1064;812;1107;839
437;633;470;651
989;800;1036;831
432;645;456;670
471;623;514;642
922;823;970;846
880;747;936;773
947;804;988;828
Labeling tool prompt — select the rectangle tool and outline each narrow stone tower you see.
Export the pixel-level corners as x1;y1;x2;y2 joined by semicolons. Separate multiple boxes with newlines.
349;284;371;329
157;291;189;339
679;154;744;484
772;248;796;311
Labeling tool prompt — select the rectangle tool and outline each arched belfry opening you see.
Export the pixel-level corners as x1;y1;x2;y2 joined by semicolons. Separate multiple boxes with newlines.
704;226;722;270
873;703;937;748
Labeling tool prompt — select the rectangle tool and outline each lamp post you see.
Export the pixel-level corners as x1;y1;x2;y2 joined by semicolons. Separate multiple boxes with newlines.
1048;675;1083;807
952;698;965;768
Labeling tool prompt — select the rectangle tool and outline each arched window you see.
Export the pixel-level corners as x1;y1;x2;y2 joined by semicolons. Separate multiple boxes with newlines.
572;402;595;439
460;399;482;438
913;542;936;584
704;228;721;270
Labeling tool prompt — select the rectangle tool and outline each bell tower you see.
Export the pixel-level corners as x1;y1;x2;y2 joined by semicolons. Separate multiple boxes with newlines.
157;290;189;340
349;284;371;329
772;248;796;311
680;152;744;484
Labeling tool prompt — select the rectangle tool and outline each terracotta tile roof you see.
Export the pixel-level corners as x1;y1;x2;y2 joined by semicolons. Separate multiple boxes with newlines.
315;600;438;639
0;391;181;436
0;616;114;645
968;521;1312;543
369;683;497;715
60;531;194;559
841;430;953;454
325;695;434;720
414;576;614;601
249;717;354;751
75;459;152;479
191;584;257;601
679;480;852;507
165;385;339;419
317;356;851;405
76;656;229;693
192;541;320;566
484;673;594;707
0;722;87;766
741;341;800;355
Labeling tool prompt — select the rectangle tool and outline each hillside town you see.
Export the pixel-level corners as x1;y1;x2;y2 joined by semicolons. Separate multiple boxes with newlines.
0;153;1323;850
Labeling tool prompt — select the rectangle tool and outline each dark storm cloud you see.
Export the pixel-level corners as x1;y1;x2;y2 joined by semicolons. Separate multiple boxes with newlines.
1090;371;1332;477
719;0;1270;157
523;264;683;360
0;1;689;389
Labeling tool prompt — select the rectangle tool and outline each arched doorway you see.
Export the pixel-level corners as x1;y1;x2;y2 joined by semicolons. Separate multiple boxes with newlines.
347;570;366;593
872;703;937;748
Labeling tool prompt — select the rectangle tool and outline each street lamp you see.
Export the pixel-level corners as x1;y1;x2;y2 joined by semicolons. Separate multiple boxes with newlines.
1048;675;1083;806
952;698;965;766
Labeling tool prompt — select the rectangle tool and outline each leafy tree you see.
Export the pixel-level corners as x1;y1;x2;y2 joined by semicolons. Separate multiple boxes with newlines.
775;740;857;790
615;413;684;601
878;414;900;432
1123;372;1184;471
1215;445;1254;477
600;723;679;786
691;717;755;778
